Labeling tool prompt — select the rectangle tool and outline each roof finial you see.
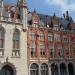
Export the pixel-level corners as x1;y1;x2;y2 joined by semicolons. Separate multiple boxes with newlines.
33;9;36;13
53;12;56;18
66;10;69;20
63;13;65;19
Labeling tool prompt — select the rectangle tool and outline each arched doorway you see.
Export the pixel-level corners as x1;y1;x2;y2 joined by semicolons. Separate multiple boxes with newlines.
51;63;58;75
60;63;67;75
30;63;39;75
1;65;14;75
68;63;74;75
40;63;48;75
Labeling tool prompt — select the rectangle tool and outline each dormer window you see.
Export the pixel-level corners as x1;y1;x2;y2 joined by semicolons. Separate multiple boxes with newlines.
54;34;60;41
53;25;59;31
32;10;39;27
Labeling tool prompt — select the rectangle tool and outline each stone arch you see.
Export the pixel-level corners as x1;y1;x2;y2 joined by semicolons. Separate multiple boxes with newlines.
60;63;67;75
40;63;48;75
0;62;16;75
51;63;58;75
30;63;39;75
68;63;74;75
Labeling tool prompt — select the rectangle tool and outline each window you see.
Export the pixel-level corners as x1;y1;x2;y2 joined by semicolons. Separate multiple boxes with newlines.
12;29;20;57
0;27;5;56
30;42;36;58
40;32;44;41
30;32;36;40
30;63;39;75
63;35;69;43
66;47;70;58
54;34;60;41
58;45;63;57
49;45;54;58
41;64;48;75
40;44;45;57
48;33;53;41
53;25;59;31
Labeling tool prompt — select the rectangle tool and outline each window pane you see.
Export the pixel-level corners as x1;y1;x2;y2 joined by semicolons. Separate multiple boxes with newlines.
40;45;45;57
0;29;4;39
13;31;19;40
48;33;53;41
30;32;35;40
40;33;44;41
0;39;3;48
0;28;4;49
13;30;20;49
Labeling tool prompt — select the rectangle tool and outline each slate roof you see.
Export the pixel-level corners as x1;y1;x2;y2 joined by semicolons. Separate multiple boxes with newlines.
28;11;75;31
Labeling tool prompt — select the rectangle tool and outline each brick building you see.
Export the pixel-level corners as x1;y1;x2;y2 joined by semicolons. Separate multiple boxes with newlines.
27;11;75;75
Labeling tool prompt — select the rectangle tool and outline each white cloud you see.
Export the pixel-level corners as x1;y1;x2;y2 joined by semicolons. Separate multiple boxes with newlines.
45;0;75;13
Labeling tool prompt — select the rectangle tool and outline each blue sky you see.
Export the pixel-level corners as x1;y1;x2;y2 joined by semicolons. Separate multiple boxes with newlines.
5;0;75;21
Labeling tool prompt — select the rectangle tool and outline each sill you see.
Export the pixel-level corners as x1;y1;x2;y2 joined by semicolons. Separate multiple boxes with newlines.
40;57;48;60
11;56;21;58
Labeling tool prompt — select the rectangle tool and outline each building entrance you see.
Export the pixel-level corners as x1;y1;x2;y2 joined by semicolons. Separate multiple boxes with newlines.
0;65;14;75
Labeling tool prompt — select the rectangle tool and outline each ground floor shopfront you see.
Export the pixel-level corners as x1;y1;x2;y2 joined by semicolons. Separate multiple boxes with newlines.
0;62;75;75
29;61;75;75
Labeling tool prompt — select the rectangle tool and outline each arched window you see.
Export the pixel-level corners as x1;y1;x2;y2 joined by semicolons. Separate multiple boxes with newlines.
41;63;48;75
60;63;67;75
0;27;5;56
30;63;39;75
1;65;14;75
12;29;20;57
68;63;74;75
51;63;58;75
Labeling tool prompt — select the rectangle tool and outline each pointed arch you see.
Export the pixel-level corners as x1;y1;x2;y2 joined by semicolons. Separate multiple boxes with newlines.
0;62;16;75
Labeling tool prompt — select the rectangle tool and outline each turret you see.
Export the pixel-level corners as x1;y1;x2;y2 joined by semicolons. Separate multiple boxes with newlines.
17;0;28;31
32;10;39;27
0;0;4;20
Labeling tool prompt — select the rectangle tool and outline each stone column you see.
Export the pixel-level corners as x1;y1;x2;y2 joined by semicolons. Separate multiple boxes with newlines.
66;64;69;75
58;64;61;75
48;64;52;75
28;65;30;75
39;65;41;75
73;64;75;75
